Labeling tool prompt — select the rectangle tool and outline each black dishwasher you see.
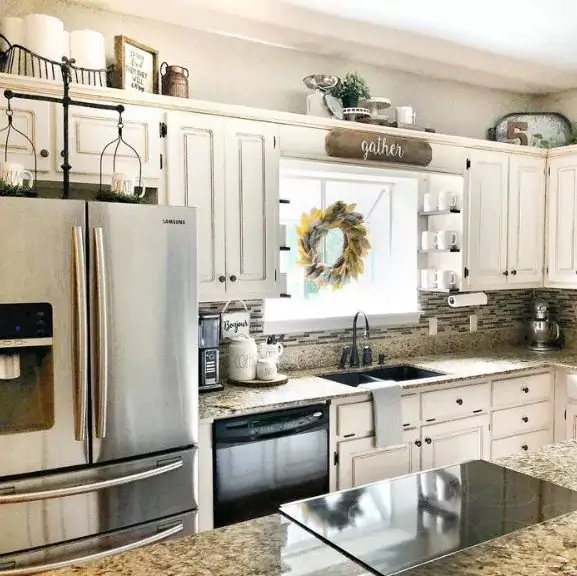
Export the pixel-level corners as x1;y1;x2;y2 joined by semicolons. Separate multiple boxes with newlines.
213;404;329;528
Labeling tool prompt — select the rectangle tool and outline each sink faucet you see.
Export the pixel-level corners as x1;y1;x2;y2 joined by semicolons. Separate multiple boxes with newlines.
350;311;371;368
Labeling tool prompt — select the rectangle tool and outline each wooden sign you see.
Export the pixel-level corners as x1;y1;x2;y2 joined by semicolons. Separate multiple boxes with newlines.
221;311;250;340
114;36;159;94
325;129;432;166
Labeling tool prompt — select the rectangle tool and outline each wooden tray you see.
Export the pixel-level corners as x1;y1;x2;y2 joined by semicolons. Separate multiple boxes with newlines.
228;374;289;388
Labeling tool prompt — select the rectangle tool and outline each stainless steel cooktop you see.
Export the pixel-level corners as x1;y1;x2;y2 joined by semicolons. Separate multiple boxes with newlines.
280;460;577;576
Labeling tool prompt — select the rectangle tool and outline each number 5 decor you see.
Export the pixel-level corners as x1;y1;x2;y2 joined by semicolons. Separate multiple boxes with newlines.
488;113;572;148
297;201;371;290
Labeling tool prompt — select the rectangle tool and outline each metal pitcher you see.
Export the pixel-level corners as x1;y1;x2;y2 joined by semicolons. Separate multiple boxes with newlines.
160;62;189;98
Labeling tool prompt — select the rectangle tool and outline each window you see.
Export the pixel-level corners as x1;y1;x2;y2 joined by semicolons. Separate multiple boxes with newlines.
265;160;421;333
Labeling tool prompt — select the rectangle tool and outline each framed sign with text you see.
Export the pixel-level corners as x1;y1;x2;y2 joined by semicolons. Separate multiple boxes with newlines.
114;36;159;94
326;129;432;166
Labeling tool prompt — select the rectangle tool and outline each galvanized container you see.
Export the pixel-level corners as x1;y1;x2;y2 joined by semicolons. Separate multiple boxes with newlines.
160;62;189;98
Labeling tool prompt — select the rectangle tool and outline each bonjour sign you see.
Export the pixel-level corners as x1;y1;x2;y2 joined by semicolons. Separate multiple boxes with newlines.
325;129;433;166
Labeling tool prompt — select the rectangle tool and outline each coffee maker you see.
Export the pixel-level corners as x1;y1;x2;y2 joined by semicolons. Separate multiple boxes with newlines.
199;313;223;392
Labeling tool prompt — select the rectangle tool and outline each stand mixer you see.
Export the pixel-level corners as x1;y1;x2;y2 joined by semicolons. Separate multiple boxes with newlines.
527;300;563;351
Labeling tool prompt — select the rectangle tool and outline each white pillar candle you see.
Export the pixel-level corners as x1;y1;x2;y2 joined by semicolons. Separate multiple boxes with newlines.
70;29;106;70
24;14;64;63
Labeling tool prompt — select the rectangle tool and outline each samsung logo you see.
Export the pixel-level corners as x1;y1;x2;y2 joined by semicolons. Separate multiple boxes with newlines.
162;218;186;225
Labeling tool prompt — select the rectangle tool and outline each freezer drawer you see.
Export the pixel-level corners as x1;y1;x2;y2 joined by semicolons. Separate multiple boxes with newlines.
0;448;196;556
0;510;196;575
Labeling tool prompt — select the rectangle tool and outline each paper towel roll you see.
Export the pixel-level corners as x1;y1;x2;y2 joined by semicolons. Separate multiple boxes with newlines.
447;292;488;308
25;14;64;63
70;29;105;70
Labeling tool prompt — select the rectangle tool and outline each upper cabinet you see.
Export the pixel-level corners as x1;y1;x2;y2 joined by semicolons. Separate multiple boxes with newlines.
546;153;577;287
166;112;280;302
466;150;545;291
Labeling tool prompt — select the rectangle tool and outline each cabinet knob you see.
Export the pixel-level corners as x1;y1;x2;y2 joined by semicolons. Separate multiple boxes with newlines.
218;275;226;283
414;440;422;447
522;416;529;423
521;444;529;451
522;386;529;393
456;398;463;405
425;437;432;444
503;270;509;276
230;275;237;282
511;270;517;276
40;149;49;158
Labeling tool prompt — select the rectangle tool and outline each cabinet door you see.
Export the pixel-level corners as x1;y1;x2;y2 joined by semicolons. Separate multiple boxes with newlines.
566;404;577;440
0;98;52;173
55;104;163;182
546;155;577;286
421;415;489;471
337;431;420;490
507;155;545;287
166;112;227;302
224;119;279;299
466;150;509;290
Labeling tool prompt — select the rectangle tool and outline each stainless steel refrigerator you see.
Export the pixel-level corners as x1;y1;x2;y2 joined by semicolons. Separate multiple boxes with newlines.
0;198;198;574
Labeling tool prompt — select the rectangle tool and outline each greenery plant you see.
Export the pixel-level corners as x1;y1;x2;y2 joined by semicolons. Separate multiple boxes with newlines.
0;182;36;197
330;72;371;105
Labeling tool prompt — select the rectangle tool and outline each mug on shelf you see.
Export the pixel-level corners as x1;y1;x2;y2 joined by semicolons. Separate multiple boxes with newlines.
421;231;438;251
420;269;438;290
436;230;459;251
437;270;458;290
0;161;34;188
395;106;416;125
256;359;278;381
423;192;437;213
438;191;458;211
111;172;136;196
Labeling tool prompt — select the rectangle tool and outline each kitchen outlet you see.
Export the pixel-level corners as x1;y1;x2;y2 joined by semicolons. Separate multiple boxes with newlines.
470;314;478;332
429;317;438;336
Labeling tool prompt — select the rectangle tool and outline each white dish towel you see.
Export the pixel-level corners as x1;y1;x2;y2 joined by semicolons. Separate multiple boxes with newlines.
359;379;403;448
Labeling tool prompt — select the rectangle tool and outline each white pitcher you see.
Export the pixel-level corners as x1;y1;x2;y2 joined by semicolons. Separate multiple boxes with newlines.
257;342;284;362
228;335;258;381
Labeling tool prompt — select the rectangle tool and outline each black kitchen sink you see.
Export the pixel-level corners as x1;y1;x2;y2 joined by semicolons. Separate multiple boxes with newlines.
321;364;445;387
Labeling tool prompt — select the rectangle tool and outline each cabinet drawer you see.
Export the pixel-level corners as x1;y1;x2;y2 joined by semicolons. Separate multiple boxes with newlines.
337;395;419;439
492;373;553;409
491;428;553;460
491;401;553;439
421;383;490;423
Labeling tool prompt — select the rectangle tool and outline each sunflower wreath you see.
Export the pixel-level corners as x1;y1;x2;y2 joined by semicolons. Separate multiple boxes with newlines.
296;200;371;290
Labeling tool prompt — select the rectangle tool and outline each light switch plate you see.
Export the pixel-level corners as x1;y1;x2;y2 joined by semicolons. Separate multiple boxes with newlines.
470;314;478;332
429;317;438;336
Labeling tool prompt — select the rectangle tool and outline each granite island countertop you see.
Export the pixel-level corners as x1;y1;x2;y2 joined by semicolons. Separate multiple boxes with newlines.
40;441;577;576
200;347;577;422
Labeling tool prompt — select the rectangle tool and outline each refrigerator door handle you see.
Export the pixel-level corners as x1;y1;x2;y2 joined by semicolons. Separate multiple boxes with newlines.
0;522;183;575
0;457;183;504
72;226;88;443
94;227;109;439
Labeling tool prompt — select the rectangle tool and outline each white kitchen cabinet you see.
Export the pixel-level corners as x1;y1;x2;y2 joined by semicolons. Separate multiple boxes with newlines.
566;404;577;440
224;118;279;300
55;104;163;183
337;430;420;490
0;98;52;173
420;415;490;471
166;112;227;301
466;150;509;290
507;155;546;286
546;154;577;287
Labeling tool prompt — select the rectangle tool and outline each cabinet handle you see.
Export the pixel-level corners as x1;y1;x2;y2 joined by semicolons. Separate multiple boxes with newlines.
40;149;49;158
522;387;529;393
425;437;432;444
521;444;529;451
503;271;509;276
522;416;529;423
511;270;517;276
456;398;463;405
229;275;237;282
414;440;422;447
218;275;226;283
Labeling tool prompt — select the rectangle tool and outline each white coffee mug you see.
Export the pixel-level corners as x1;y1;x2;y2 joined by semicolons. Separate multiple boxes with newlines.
423;192;437;213
420;269;437;290
111;172;135;196
436;230;459;251
256;359;278;381
421;231;438;251
395;106;416;125
0;161;34;188
437;270;458;290
438;191;458;211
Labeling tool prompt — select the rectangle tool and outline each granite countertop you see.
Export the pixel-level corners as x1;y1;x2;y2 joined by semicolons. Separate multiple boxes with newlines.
200;347;577;422
41;441;577;576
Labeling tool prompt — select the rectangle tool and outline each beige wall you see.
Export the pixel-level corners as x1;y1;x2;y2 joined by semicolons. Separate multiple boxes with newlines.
536;91;577;123
2;0;536;138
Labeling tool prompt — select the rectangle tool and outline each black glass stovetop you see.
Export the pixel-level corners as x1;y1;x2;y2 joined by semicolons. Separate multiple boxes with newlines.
280;460;577;576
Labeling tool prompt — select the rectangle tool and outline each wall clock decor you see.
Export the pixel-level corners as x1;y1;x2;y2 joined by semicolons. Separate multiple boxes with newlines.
488;113;572;148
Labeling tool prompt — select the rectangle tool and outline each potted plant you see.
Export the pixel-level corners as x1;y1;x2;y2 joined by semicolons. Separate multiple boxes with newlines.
330;72;371;108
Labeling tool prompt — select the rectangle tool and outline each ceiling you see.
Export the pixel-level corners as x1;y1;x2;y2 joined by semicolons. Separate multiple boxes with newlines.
78;0;577;93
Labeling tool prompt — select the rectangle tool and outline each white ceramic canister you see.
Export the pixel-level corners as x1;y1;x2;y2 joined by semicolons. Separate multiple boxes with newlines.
228;335;258;381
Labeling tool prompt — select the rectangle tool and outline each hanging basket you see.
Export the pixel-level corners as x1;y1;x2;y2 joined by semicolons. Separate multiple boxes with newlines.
297;201;370;290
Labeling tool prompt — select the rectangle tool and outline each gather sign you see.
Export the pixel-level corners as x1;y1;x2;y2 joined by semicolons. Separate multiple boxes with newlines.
325;129;433;166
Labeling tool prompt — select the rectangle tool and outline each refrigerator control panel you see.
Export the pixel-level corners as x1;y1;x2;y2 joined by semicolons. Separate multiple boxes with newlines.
0;303;53;339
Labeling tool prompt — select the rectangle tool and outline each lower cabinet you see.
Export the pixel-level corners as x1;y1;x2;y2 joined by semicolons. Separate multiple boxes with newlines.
337;430;420;490
420;415;490;470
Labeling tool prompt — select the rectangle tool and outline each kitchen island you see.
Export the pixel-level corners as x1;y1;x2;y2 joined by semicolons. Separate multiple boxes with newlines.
41;441;577;576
